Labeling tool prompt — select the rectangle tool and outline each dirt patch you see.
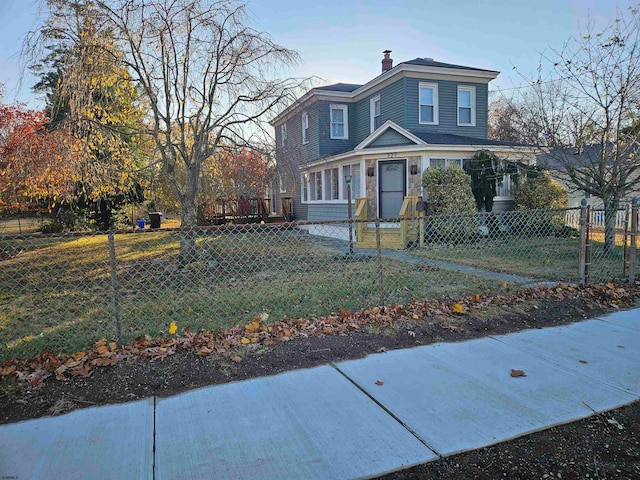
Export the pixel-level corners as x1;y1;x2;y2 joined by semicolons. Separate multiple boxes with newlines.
379;401;640;480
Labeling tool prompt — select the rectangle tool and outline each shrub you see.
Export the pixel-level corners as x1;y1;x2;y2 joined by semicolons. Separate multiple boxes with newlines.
514;172;568;210
514;172;568;236
422;167;478;243
422;167;476;214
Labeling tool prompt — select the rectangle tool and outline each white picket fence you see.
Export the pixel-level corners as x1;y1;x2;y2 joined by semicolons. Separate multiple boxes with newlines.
565;208;629;230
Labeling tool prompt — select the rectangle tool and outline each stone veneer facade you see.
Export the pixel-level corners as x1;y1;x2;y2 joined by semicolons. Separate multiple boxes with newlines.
363;156;423;219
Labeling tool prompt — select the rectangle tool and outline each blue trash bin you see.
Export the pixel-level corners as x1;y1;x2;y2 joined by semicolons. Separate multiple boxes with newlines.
137;219;145;229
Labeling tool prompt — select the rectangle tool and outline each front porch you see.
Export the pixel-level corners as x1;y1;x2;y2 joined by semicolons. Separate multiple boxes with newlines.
354;196;423;249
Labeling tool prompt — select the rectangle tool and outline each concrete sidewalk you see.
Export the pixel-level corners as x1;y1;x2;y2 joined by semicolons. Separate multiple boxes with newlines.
1;309;639;480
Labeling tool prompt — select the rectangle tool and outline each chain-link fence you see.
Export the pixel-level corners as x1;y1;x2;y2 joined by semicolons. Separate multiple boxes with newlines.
1;204;637;360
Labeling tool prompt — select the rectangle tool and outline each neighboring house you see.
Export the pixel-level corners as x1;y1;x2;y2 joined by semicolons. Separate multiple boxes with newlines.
270;51;538;226
537;145;640;209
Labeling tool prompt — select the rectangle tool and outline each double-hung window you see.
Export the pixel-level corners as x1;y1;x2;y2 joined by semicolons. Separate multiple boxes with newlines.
457;86;475;126
330;104;348;139
301;174;309;202
341;163;361;199
370;95;381;132
324;167;339;200
309;171;322;200
281;123;287;146
302;112;309;144
419;83;438;124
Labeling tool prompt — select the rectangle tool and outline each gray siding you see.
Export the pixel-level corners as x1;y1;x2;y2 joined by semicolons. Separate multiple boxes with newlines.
353;79;406;145
404;78;488;139
367;129;416;148
318;101;357;157
307;203;350;221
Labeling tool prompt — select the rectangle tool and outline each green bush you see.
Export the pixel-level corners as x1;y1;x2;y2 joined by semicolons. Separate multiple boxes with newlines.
514;172;568;236
422;167;477;214
514;172;568;210
422;167;478;244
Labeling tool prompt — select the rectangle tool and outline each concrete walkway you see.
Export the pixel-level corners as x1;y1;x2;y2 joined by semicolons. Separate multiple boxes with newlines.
1;309;639;480
295;230;535;284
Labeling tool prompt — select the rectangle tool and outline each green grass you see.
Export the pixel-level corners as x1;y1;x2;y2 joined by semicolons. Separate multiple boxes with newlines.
0;229;500;360
412;235;627;283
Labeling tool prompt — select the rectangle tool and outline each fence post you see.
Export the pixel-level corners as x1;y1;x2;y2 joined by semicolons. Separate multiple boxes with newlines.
108;229;122;344
630;198;638;284
624;203;631;281
578;199;588;285
375;217;384;307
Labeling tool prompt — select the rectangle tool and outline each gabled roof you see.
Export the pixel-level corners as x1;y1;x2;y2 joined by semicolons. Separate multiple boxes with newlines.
315;83;362;92
354;121;534;150
400;58;498;74
270;55;500;126
408;131;533;147
355;121;424;150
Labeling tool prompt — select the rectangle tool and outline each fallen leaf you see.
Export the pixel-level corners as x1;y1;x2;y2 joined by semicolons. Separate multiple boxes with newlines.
241;337;251;344
74;351;86;361
168;322;178;335
452;303;464;314
510;369;527;378
579;359;588;364
411;314;420;320
449;325;458;332
375;380;384;386
197;347;212;356
71;363;92;378
96;345;109;356
231;356;242;363
0;365;16;376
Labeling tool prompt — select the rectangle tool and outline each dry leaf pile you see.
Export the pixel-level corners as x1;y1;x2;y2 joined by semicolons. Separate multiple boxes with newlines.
1;282;637;387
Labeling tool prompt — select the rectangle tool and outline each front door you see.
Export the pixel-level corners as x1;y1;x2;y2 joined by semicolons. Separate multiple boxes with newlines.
378;159;406;218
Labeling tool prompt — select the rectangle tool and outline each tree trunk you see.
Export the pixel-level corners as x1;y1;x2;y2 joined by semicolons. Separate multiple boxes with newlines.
603;196;619;253
178;165;200;266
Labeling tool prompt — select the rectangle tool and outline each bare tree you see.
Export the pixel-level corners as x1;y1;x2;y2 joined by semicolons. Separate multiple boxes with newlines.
40;0;303;261
513;6;640;251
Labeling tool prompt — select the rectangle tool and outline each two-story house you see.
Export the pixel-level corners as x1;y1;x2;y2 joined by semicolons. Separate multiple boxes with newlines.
270;51;537;225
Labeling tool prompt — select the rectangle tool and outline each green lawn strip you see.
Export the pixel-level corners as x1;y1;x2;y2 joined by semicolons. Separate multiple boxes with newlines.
412;237;583;281
0;230;501;360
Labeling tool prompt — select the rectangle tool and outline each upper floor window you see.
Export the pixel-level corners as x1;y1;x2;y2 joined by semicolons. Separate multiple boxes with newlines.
457;86;476;126
302;112;309;144
419;82;439;125
330;104;349;139
281;123;287;146
370;95;381;133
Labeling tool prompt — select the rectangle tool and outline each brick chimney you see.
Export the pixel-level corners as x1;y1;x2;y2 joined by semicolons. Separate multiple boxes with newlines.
382;50;393;73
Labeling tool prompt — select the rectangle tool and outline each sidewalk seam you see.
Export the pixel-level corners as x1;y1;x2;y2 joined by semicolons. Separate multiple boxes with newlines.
330;362;442;458
152;396;157;480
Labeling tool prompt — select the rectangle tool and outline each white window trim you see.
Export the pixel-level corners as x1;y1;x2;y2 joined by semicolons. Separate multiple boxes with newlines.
370;95;381;133
300;174;309;203
330;104;349;140
302;160;365;204
302;112;309;145
279;174;286;193
457;85;476;126
418;82;439;125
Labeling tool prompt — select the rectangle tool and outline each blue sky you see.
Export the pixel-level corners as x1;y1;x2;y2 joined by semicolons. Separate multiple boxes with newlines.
0;0;634;107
